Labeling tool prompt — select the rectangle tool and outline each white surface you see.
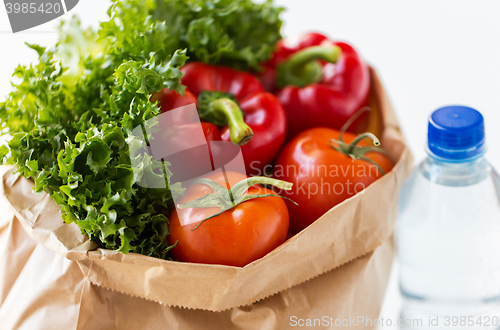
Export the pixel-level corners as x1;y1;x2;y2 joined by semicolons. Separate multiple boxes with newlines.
2;1;500;329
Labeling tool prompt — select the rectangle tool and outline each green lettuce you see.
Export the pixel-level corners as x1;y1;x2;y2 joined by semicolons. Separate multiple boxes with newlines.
0;0;283;259
154;0;283;71
0;1;187;258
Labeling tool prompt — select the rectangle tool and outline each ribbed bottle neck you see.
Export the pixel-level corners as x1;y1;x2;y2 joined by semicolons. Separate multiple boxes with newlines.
420;156;491;187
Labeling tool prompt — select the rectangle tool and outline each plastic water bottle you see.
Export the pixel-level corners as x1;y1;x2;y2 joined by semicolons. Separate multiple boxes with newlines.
396;106;500;329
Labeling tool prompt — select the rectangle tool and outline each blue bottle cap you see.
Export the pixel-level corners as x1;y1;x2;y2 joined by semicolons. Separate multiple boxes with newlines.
427;105;486;162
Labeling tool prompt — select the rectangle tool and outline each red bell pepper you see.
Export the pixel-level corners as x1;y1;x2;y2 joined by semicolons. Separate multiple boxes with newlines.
261;32;371;140
155;62;287;176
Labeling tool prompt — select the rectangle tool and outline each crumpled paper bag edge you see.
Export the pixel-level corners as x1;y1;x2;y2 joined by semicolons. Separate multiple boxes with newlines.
78;243;383;312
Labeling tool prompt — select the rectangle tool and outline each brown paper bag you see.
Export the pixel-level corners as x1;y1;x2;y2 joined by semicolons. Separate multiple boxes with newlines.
0;68;412;329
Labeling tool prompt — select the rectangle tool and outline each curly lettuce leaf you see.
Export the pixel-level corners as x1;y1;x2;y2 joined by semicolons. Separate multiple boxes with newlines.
101;0;283;71
0;15;187;258
153;0;283;71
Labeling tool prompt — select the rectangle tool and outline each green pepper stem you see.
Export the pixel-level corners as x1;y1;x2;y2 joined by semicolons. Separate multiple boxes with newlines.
285;45;341;72
207;98;253;146
276;45;342;88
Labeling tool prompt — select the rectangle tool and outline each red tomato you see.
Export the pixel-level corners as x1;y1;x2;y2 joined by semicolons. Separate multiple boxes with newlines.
274;127;393;233
168;171;290;267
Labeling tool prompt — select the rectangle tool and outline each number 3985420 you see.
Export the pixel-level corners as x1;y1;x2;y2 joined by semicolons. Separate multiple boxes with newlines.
5;2;62;14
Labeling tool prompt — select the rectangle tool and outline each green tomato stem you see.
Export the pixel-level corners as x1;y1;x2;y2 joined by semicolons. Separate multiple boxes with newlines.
230;176;293;198
176;176;294;231
348;132;380;152
329;132;386;176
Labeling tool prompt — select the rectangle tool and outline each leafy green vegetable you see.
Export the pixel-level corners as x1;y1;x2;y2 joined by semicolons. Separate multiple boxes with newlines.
0;1;188;258
0;0;284;259
101;0;283;72
153;0;283;71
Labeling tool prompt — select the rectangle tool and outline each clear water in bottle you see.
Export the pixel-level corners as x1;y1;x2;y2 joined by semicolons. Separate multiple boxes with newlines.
396;106;500;329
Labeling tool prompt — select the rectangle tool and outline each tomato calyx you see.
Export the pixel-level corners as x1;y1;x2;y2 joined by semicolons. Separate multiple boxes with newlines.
276;45;342;88
329;107;389;175
197;90;253;146
177;176;295;231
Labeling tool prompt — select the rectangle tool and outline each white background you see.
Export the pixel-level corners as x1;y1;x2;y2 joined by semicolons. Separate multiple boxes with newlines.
2;1;500;329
